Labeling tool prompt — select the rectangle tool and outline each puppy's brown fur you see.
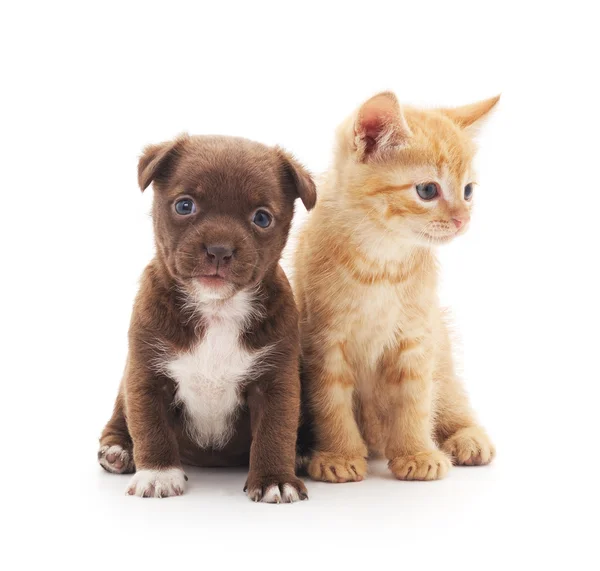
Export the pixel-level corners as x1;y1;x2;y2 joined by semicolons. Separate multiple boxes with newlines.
99;134;315;502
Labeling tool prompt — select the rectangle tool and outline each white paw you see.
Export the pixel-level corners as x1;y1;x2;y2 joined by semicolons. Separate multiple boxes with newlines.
281;484;301;502
262;485;284;503
246;481;307;504
126;468;186;498
98;444;134;474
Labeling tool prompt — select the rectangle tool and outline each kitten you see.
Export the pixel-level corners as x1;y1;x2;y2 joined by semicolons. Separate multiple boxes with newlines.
294;92;498;481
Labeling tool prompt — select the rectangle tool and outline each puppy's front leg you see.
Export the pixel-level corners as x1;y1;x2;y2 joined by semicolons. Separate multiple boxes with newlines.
124;353;186;498
245;362;308;504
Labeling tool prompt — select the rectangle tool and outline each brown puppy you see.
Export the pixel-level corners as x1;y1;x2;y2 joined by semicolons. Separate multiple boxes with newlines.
98;134;315;502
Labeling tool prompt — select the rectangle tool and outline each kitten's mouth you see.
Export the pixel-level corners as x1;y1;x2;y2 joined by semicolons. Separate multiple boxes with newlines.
421;232;456;245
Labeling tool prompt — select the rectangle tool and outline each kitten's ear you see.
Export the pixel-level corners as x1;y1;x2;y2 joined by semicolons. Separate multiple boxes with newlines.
354;92;412;159
138;134;188;191
440;95;500;134
276;148;317;211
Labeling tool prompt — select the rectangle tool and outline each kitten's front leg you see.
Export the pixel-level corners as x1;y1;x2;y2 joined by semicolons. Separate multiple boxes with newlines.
383;341;451;481
304;343;368;483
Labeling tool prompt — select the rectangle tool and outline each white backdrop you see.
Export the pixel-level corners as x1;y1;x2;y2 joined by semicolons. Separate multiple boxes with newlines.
2;1;599;569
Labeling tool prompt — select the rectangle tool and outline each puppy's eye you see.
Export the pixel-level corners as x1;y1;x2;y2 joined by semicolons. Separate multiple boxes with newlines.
464;183;474;201
416;182;439;201
252;209;272;228
174;198;196;215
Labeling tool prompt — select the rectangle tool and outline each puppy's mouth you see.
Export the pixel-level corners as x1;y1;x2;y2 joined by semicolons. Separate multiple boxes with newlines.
196;274;231;288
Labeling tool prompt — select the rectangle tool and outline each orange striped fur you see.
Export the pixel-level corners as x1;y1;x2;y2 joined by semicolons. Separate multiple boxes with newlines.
294;92;499;482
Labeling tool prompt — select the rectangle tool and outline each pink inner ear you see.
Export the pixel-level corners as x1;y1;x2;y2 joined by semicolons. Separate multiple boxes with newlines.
359;113;389;150
357;111;395;154
355;93;409;154
358;105;394;139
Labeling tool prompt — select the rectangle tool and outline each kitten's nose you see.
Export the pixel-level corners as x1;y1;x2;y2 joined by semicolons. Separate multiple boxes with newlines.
452;218;465;229
205;244;234;265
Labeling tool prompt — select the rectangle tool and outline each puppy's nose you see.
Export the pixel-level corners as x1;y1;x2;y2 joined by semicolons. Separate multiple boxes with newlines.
205;244;234;265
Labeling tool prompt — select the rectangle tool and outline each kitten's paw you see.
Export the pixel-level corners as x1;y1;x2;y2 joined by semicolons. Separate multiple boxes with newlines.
244;475;308;504
126;468;186;498
98;444;135;474
307;452;368;483
442;426;495;466
389;449;451;481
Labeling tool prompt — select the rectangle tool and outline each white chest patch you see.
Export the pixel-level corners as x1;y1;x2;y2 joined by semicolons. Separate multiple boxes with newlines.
165;289;265;449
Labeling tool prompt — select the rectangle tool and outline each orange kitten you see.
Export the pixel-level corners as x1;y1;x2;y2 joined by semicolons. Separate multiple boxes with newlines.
294;92;498;482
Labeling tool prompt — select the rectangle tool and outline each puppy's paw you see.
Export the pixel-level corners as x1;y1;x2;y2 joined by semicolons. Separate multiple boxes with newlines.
442;426;495;466
245;475;308;504
126;468;186;498
98;444;135;474
307;452;368;483
389;449;451;481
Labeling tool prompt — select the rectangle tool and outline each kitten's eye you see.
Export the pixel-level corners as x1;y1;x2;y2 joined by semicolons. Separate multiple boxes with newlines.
174;198;196;216
252;209;272;228
464;183;474;201
416;182;439;201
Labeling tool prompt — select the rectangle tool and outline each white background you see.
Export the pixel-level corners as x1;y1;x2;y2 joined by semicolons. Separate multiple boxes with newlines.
2;1;599;569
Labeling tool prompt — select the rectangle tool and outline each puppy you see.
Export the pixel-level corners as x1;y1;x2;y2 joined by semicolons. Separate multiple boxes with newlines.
98;134;316;502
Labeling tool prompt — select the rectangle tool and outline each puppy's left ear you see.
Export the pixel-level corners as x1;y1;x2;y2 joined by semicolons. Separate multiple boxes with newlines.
276;149;317;211
138;134;188;191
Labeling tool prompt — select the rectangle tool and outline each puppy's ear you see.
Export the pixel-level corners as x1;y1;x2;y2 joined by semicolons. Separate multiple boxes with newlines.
138;135;188;191
354;91;412;159
276;149;317;211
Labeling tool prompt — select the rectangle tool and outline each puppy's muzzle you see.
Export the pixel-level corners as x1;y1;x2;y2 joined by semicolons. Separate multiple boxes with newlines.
204;244;234;269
